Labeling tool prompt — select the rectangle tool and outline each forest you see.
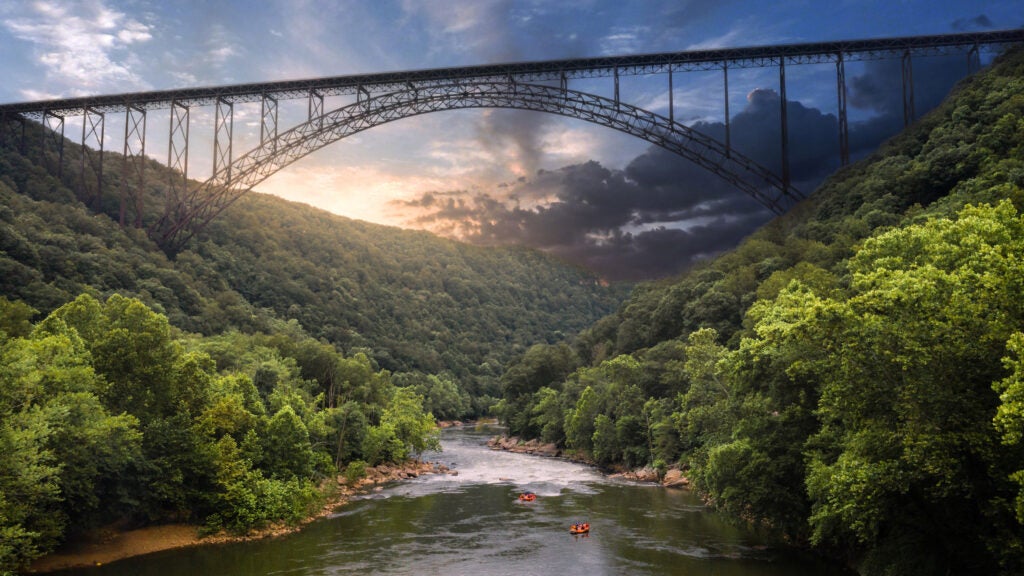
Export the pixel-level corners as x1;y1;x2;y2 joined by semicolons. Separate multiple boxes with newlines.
1;40;1023;576
493;47;1024;575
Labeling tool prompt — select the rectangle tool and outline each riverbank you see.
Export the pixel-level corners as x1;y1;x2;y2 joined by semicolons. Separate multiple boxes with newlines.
486;435;691;489
28;459;449;573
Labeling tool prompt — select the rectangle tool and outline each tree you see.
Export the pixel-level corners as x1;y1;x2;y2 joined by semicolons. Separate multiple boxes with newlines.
806;202;1024;573
565;386;600;453
381;387;439;457
263;406;315;480
994;332;1024;522
591;414;619;465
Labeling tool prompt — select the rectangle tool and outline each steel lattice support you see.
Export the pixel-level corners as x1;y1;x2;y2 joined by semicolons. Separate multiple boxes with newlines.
779;60;791;193
261;94;278;153
81;107;105;209
214;97;233;185
42;110;65;178
967;44;981;74
723;63;731;157
122;105;146;228
836;54;850;166
168;100;190;211
668;69;674;124
613;67;620;109
308;89;324;130
902;50;915;126
156;81;803;252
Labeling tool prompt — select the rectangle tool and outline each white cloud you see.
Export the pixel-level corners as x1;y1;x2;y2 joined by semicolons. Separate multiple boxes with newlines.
2;0;153;94
204;24;240;66
599;26;650;55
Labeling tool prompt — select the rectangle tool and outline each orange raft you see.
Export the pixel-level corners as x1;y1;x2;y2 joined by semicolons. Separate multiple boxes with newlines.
518;492;536;502
569;523;590;534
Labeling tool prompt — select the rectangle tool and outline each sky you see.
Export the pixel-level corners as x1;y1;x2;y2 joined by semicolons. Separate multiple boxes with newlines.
1;0;1021;280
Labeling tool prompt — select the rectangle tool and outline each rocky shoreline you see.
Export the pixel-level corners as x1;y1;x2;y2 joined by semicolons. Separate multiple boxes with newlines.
28;459;450;573
486;435;691;489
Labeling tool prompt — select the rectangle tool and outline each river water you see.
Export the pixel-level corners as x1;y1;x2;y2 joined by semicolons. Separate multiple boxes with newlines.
58;424;848;575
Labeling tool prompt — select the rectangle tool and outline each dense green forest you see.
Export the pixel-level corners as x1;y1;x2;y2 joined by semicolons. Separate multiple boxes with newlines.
0;292;438;573
0;87;626;573
494;48;1024;574
0;131;627;417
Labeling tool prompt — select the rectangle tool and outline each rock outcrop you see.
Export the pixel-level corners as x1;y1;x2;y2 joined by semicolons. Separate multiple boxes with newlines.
661;469;690;488
487;436;561;457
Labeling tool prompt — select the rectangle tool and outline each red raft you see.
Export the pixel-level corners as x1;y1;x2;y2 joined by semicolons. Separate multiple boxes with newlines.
569;522;590;534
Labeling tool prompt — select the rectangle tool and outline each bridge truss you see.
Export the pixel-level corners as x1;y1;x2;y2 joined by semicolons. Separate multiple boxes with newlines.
1;29;1021;253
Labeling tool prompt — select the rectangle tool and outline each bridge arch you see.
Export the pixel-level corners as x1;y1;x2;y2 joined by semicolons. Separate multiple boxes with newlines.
157;81;803;251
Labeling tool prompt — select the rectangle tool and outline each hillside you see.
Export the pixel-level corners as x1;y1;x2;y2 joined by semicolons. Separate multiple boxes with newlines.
0;103;630;574
494;46;1024;575
0;139;628;409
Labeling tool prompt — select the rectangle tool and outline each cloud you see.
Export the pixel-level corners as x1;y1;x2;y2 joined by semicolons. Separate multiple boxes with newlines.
846;51;975;155
952;14;994;31
2;0;152;95
398;46;977;281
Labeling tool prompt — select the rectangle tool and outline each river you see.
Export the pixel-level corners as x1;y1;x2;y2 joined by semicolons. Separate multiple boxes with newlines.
54;424;849;575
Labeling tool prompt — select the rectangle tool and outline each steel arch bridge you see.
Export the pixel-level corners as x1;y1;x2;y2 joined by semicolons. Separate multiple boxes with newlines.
1;28;1022;254
157;81;795;250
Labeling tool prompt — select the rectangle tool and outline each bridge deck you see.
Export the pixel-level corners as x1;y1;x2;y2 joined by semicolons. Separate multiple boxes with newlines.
2;29;1022;118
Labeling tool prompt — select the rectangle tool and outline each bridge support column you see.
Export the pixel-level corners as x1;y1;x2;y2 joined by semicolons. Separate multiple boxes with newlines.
614;67;620;110
261;94;278;153
308;89;324;130
42;110;65;179
214;97;233;184
779;59;791;193
668;68;674;124
81;107;105;210
168;101;190;216
723;63;731;157
901;50;915;127
967;43;981;74
836;54;850;166
122;105;146;228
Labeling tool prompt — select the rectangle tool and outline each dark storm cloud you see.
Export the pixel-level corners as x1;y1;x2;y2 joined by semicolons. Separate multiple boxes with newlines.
406;44;978;281
952;14;994;31
845;52;976;159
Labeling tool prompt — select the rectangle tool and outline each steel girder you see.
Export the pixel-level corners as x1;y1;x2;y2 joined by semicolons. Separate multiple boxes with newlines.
121;105;146;228
155;81;802;252
81;107;104;209
1;29;1021;119
42;111;64;178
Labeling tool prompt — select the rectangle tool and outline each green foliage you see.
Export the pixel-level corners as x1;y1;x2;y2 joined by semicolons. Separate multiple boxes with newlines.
0;141;626;424
491;46;1024;576
0;296;35;338
263;406;315;480
994;333;1024;522
0;290;443;563
343;460;367;485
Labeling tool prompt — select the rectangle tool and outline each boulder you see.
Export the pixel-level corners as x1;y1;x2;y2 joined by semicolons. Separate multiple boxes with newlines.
662;469;690;489
534;443;560;457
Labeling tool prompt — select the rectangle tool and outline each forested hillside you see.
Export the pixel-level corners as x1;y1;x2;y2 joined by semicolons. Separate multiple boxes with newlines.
0;94;627;573
0;137;627;413
494;47;1024;575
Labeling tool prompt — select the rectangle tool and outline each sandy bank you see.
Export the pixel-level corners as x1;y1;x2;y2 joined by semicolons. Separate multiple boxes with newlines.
28;459;447;573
